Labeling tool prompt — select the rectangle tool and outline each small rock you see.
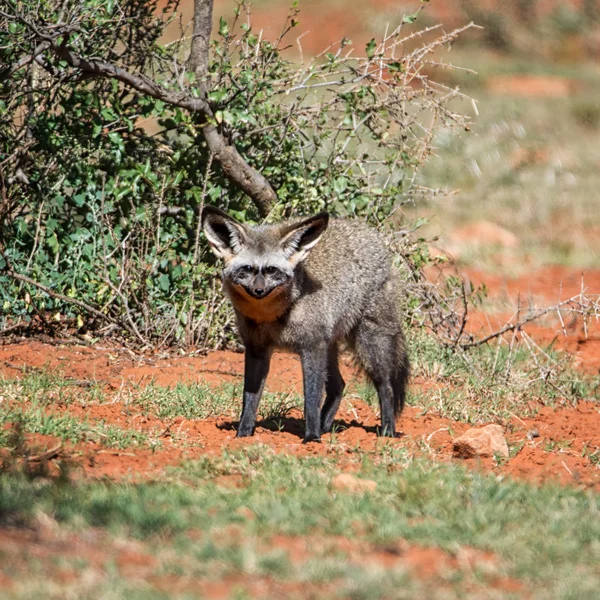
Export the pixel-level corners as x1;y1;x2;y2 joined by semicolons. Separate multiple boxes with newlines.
453;425;509;459
332;473;377;494
527;428;540;441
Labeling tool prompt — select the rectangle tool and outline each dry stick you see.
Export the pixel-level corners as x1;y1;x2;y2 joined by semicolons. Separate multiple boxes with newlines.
0;41;51;82
193;152;214;264
3;267;143;343
581;276;590;339
450;280;470;348
458;293;594;349
0;321;31;336
26;443;62;462
6;269;109;322
95;450;137;457
103;276;147;346
520;330;569;398
22;200;45;282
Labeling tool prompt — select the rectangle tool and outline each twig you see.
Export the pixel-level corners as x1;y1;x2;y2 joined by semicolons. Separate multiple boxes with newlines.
458;294;594;349
2;263;145;343
26;443;62;462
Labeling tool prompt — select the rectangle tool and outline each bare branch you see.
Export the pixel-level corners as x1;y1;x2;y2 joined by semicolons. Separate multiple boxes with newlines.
2;264;146;344
459;294;600;350
0;41;51;82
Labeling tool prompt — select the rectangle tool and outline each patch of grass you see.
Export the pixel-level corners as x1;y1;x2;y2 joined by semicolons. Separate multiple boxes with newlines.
583;444;600;467
129;380;239;420
0;370;105;407
0;448;599;598
0;373;146;449
0;405;148;449
571;97;600;129
409;330;599;423
128;380;302;423
350;380;378;409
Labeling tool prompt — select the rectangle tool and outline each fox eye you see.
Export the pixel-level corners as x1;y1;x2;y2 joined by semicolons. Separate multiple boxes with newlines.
264;266;278;275
241;265;254;274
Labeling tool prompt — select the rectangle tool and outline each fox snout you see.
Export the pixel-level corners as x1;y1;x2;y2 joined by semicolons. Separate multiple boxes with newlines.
248;273;268;299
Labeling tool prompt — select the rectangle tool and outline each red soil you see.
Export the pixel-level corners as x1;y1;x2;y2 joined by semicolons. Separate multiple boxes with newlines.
486;74;583;97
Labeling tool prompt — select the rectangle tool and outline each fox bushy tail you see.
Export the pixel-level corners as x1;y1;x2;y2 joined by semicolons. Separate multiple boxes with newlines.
392;331;410;416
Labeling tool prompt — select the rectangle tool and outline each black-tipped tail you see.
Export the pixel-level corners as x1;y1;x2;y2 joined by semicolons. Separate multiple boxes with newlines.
392;334;410;416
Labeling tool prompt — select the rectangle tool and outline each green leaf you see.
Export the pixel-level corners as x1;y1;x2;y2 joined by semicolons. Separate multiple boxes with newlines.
108;132;122;146
100;107;115;121
402;12;419;24
47;233;59;253
365;38;376;59
46;218;58;233
208;89;228;103
73;193;86;207
158;274;170;291
221;110;235;126
333;177;347;195
218;17;229;37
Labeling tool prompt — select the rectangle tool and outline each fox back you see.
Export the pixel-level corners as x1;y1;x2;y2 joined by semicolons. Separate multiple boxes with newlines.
202;207;409;441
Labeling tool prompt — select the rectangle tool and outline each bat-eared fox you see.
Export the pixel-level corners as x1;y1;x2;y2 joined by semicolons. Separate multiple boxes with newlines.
202;206;409;443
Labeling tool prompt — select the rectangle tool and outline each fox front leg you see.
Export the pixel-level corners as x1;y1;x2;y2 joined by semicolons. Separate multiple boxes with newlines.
237;348;272;437
300;343;328;443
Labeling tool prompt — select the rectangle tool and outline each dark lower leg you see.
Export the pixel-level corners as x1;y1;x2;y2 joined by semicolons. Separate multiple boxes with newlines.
237;349;271;437
375;380;397;437
301;344;328;442
320;347;345;434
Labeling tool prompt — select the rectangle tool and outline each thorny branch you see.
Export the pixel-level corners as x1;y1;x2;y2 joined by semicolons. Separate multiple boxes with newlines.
458;293;600;350
404;249;600;351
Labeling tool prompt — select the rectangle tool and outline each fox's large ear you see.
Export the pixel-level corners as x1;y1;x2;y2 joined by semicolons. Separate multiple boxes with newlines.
279;212;329;265
201;206;248;261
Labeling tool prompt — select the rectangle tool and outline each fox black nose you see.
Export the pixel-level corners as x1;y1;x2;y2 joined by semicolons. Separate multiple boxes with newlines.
254;288;266;297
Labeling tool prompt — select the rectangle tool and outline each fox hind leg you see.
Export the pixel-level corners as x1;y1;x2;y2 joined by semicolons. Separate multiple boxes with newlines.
353;318;407;438
320;344;346;435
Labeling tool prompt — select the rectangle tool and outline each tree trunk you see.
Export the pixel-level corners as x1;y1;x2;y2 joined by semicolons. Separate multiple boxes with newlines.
188;0;276;217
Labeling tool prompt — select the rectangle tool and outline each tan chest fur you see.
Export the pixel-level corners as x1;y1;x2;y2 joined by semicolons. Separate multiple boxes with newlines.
227;284;290;323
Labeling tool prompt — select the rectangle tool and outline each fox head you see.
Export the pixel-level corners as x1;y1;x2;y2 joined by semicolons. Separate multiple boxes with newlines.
202;207;329;302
